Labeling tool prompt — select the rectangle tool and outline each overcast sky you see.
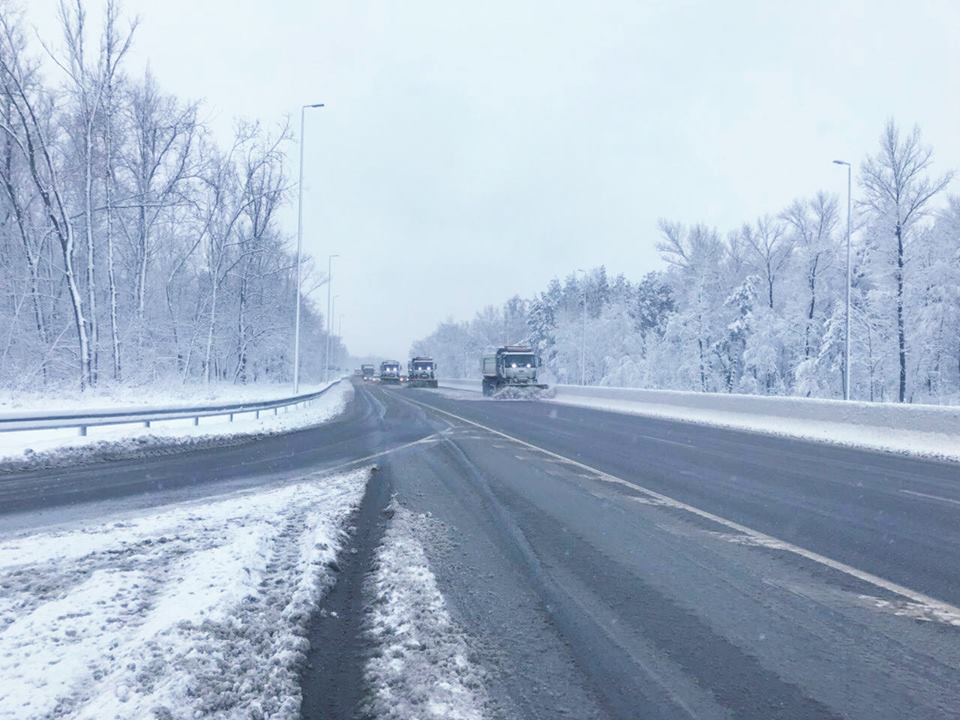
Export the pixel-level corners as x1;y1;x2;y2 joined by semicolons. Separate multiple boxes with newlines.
25;0;960;359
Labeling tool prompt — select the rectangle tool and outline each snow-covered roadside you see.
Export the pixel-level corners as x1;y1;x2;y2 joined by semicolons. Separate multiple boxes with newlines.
0;468;371;720
0;381;334;414
364;506;489;720
549;395;960;462
436;380;960;462
0;380;352;472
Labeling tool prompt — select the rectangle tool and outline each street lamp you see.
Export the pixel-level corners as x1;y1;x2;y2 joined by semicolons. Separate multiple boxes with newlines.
294;102;324;394
332;294;339;337
833;159;852;401
324;254;339;382
576;268;587;386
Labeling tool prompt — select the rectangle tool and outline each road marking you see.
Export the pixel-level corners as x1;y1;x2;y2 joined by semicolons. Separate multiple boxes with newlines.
306;433;443;478
857;595;960;627
899;489;960;507
397;394;960;625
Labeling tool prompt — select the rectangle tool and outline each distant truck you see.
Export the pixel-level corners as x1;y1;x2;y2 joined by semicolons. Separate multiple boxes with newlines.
361;364;376;382
407;356;438;388
379;360;402;385
481;346;547;396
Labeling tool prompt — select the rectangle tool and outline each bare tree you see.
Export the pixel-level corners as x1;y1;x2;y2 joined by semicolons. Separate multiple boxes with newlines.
234;130;287;383
657;221;726;391
120;71;196;366
782;192;839;358
740;215;792;309
0;9;92;388
860;120;953;402
101;1;137;380
50;0;136;384
0;93;49;382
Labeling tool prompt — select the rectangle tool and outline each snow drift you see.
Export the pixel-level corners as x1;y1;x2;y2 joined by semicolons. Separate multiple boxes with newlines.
0;468;370;720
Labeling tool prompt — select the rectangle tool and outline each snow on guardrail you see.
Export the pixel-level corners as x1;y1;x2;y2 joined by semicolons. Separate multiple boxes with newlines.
0;380;342;435
0;381;352;471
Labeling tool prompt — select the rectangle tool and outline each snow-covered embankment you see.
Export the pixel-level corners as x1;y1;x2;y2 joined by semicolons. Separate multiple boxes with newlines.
0;468;371;720
437;379;960;461
0;380;352;471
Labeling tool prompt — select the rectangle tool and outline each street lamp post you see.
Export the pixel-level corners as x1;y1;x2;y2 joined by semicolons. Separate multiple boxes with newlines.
576;268;587;386
329;293;339;376
324;254;339;382
294;102;324;394
338;313;344;368
833;159;853;401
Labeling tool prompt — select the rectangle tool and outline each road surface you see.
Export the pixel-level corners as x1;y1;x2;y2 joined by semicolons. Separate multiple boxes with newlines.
3;379;959;719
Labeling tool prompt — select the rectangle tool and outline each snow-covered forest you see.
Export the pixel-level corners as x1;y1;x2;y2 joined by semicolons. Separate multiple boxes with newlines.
0;1;341;392
414;121;958;405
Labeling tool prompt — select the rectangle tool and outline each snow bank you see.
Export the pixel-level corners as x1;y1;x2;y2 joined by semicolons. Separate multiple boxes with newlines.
551;385;960;461
0;468;371;720
0;380;352;472
0;380;333;415
437;380;960;461
364;507;488;720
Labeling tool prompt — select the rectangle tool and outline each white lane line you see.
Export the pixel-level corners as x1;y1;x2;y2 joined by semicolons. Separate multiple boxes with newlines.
305;433;444;478
899;489;960;507
398;394;960;625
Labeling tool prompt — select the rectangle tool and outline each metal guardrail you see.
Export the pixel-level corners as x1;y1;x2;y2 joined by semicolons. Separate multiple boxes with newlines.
0;381;341;436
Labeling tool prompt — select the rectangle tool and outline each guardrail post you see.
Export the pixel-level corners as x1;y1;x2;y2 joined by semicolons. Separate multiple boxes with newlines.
193;416;199;426
255;410;260;419
274;407;278;416
229;413;234;422
144;420;151;428
79;425;87;437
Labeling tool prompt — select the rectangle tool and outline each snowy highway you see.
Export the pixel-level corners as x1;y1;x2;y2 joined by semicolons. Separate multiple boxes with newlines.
3;379;960;719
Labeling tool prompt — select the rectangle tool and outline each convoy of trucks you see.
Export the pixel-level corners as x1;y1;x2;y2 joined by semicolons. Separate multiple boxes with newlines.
361;346;547;397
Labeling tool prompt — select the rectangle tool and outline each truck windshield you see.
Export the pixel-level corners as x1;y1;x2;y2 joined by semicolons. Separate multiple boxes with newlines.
504;355;536;368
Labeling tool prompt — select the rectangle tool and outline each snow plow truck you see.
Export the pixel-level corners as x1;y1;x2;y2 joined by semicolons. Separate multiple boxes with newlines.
379;360;402;385
481;346;548;397
407;356;439;388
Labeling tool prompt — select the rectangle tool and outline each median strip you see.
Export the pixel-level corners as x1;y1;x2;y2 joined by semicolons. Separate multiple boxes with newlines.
363;505;489;720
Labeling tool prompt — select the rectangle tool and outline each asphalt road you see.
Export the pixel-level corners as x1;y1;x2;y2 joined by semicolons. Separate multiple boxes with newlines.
0;382;433;521
3;379;959;719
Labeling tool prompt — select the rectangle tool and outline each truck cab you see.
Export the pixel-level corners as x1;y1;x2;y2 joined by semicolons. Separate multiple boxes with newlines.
481;346;547;396
379;361;402;385
361;364;376;382
407;356;438;388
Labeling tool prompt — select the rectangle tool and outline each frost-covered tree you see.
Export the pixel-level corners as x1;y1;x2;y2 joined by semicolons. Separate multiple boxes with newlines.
411;121;956;406
860;120;953;401
0;2;339;390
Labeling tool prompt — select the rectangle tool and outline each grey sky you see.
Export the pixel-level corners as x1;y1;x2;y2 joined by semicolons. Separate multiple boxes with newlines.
26;0;960;359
